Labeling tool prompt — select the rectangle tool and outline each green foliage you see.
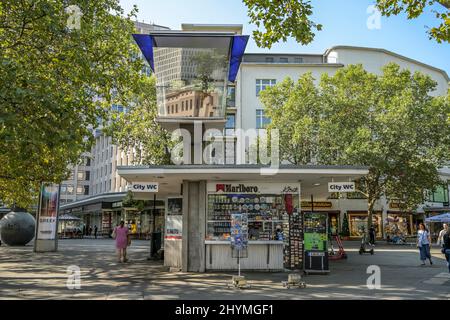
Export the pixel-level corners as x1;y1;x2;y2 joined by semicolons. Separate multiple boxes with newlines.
376;0;449;43
0;0;145;208
122;190;145;211
243;0;322;48
260;63;450;231
106;76;173;165
341;212;350;237
242;0;449;48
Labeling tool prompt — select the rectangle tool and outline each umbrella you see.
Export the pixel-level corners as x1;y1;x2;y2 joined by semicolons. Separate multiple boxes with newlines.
425;212;450;223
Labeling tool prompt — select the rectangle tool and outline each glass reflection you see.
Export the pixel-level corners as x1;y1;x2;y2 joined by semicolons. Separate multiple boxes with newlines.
154;47;229;119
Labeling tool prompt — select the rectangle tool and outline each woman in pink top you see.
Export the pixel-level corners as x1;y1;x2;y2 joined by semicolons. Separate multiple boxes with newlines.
113;221;129;263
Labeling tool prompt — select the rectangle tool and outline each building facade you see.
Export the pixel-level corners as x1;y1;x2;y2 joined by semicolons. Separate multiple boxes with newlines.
60;24;450;246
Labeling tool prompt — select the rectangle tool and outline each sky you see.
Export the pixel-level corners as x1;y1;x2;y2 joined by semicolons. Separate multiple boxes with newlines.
119;0;450;76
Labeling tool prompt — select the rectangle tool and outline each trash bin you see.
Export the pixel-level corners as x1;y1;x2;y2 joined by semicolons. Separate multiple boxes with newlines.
151;232;162;257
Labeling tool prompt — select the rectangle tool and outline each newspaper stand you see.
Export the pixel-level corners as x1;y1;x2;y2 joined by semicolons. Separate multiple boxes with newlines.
227;212;251;289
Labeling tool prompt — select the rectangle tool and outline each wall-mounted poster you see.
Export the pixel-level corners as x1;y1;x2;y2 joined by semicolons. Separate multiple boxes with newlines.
36;183;60;240
167;197;183;216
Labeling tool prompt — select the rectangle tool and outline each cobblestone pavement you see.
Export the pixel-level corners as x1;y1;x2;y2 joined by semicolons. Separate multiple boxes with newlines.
0;239;449;300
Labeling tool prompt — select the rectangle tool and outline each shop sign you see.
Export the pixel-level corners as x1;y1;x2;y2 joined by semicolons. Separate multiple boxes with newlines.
216;184;258;193
112;201;122;208
328;182;355;193
208;182;300;194
301;201;332;208
129;182;159;192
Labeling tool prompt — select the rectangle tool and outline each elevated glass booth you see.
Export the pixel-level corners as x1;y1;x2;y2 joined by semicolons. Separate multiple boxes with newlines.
133;31;248;125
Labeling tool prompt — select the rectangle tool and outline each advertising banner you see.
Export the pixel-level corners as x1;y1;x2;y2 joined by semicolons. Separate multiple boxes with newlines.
303;212;329;273
230;213;248;250
36;183;60;240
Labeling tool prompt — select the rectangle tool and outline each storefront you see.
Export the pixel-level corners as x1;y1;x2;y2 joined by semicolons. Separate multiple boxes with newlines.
347;211;383;238
205;181;300;271
384;211;415;239
117;164;369;272
301;201;340;236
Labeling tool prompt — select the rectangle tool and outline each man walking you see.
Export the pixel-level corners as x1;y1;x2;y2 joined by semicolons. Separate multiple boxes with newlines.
94;225;98;239
437;223;448;246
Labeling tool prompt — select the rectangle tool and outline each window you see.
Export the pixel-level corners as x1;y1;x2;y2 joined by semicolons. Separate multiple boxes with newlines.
256;110;271;129
66;185;74;195
85;157;91;166
294;57;303;63
76;185;84;195
279;57;288;63
85;171;90;181
265;57;274;63
426;184;449;203
67;170;74;180
190;99;193;109
181;101;184;111
256;79;276;96
77;171;85;181
84;186;89;195
225;114;235;136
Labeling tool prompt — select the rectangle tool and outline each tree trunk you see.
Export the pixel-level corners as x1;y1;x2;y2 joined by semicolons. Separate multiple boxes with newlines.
367;196;376;235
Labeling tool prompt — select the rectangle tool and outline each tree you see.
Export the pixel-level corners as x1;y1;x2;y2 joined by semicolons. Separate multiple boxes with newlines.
242;0;449;48
260;63;450;232
341;212;350;237
243;0;322;48
376;0;449;43
106;76;173;165
0;1;145;207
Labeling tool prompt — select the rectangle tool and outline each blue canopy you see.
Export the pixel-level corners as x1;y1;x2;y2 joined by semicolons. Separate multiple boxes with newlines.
132;33;248;83
425;212;450;223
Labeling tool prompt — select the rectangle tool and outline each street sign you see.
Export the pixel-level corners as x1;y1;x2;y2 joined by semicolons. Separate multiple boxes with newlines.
129;182;159;192
328;182;356;193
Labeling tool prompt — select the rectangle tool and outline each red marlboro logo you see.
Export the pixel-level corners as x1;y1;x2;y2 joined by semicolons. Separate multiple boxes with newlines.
216;184;225;192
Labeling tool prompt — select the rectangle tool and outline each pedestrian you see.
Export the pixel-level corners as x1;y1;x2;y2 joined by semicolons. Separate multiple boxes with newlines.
369;225;376;246
94;225;98;239
417;223;433;266
442;228;450;273
112;221;129;263
437;223;448;246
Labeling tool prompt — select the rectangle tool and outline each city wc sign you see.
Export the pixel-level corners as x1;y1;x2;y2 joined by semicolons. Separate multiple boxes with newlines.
328;182;356;193
129;182;159;192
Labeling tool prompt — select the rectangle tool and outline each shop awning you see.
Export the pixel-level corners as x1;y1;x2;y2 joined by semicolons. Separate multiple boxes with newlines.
58;214;81;221
117;164;369;199
425;212;450;223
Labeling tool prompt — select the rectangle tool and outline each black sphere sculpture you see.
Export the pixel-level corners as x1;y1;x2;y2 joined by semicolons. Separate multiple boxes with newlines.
0;210;36;246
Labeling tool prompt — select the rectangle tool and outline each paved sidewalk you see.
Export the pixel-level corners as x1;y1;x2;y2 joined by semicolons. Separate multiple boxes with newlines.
0;239;449;300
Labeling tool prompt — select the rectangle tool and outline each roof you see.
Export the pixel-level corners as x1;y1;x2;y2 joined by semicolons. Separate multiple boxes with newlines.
60;192;127;211
324;45;450;82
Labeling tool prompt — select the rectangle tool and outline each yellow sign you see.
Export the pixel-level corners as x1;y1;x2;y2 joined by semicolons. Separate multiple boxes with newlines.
301;201;332;208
